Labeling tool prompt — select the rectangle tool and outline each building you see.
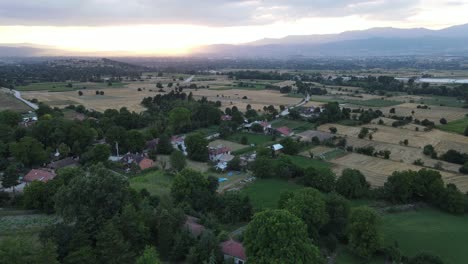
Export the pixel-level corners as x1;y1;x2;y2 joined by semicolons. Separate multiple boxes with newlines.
221;239;247;264
276;126;293;137
209;145;231;162
244;121;271;134
171;135;187;155
47;157;79;170
120;153;155;170
23;169;56;183
271;144;284;153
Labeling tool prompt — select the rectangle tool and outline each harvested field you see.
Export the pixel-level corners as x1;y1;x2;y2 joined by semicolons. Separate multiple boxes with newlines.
296;130;334;142
0;89;32;112
330;153;468;192
209;139;246;152
379;103;468;122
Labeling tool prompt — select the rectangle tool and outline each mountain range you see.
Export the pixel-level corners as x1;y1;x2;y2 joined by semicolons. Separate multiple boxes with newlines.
193;23;468;57
1;24;468;58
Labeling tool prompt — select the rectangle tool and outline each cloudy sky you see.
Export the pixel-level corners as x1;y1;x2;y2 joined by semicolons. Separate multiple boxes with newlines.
0;0;467;55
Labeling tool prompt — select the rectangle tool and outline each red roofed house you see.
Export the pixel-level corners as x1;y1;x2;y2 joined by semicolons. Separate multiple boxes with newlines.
121;153;155;171
209;145;231;162
276;126;294;137
138;157;154;170
23;169;56;183
221;239;247;264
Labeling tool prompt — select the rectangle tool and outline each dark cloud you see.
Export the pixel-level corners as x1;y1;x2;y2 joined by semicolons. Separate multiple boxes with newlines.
0;0;427;26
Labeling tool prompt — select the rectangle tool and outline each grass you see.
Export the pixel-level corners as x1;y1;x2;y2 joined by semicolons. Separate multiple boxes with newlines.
285;155;331;169
129;169;173;196
0;91;32;112
347;99;402;107
270;118;316;132
438;117;468;135
16;82;126;92
227;132;275;146
241;179;304;210
0;209;56;239
321;149;348;160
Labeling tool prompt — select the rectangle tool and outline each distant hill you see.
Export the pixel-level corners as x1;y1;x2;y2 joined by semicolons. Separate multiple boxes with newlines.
194;23;468;57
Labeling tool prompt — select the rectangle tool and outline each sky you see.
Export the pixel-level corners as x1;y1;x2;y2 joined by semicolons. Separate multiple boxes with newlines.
0;0;467;55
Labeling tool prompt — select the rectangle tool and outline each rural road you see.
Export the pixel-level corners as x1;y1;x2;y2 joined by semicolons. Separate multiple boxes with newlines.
183;75;195;84
279;93;310;116
11;89;39;110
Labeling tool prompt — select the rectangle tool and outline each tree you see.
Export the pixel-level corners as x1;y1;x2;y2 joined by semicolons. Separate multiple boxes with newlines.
460;162;468;174
412;169;445;204
279;188;328;239
95;221;134;264
302;167;336;193
171;169;216;211
218;191;253;224
186;231;222;264
251;123;264;133
169;107;191;133
441;184;466;214
227;156;241;171
185;133;208;162
280;137;300;155
323;193;350;239
348;207;382;259
170;150;186;172
0;237;59;264
244;209;324;264
136;246;161;264
408;252;444;264
0;110;21;127
329;127;337;134
10;136;47;167
251;156;273;178
335;169;370;199
126;130;145;153
54;165;131;233
81;144;111;165
1;163;20;190
157;134;173;154
384;170;416;204
464;125;468;136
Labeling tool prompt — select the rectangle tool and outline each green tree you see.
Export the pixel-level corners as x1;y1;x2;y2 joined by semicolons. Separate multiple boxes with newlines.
218;191;253;224
185;133;208;162
1;163;20;190
22;180;47;210
384;170;416;203
279;188;328;239
348;207;382;260
126;130;145;153
336;169;370;199
441;184;466;214
323;193;350;239
170;150;187;172
187;231;222;264
58;143;71;158
302;167;336;193
171;169;216;211
244;209;324;264
0;110;21;127
280;137;300;155
96;221;134;264
136;246;161;264
169;107;191;133
157;134;173;154
408;252;444;264
105;126;127;154
81;144;111;165
251;156;273;178
227;156;241;171
10;136;48;167
54;165;131;233
412;169;445;204
464;125;468;136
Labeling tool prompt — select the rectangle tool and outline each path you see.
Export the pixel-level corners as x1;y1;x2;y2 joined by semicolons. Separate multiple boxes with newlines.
183;75;195;84
279;93;310;116
8;89;38;110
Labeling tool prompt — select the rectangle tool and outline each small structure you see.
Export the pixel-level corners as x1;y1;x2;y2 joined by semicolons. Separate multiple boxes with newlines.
221;239;247;264
276;126;293;137
23;169;56;183
145;138;159;151
171;135;187;154
271;144;284;153
184;216;206;238
221;115;232;121
214;153;235;171
244;121;271;134
47;157;79;170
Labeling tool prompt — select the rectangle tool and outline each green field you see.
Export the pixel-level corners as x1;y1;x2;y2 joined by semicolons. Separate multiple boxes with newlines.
129;170;173;196
270;118;316;132
285;155;331;169
241;179;304;210
16;82;126;92
419;96;466;108
0;92;32;112
347;99;402;107
227;132;275;146
0;209;55;239
438;117;468;135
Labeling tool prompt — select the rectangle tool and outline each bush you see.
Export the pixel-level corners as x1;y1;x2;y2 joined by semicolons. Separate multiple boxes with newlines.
336;169;370;199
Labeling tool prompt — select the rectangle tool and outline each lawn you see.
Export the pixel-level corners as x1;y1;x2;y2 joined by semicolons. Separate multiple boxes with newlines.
438;117;468;135
0;209;56;239
241;179;304;210
285;155;331;169
0;91;32;112
129;169;173;196
270;118;316;132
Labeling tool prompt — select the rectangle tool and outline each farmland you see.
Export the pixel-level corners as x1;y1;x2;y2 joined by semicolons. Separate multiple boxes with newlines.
438;117;468;135
240;179;304;210
0;89;32;112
